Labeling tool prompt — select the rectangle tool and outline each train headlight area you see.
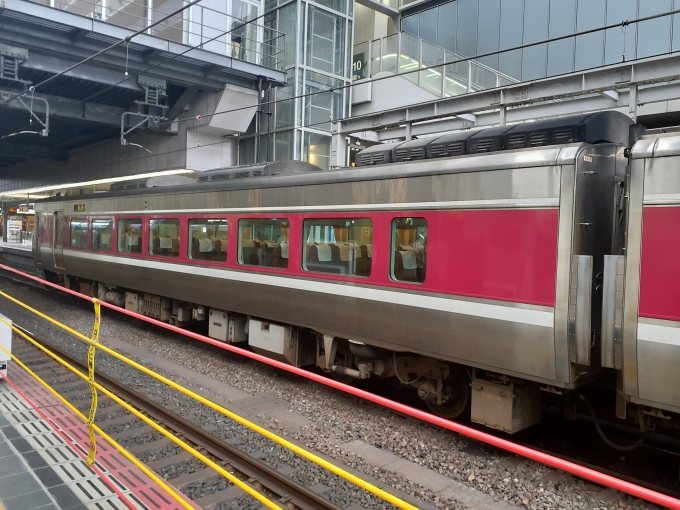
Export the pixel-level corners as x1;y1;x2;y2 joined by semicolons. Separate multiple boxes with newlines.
0;110;680;507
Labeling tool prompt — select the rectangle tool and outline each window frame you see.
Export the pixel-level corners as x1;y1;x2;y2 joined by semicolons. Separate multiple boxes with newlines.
117;217;144;254
69;217;89;250
91;217;114;252
237;217;290;269
389;216;428;285
301;217;373;278
187;217;229;263
148;217;181;259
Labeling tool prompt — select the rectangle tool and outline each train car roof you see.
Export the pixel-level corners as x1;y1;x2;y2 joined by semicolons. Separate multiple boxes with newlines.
632;132;680;159
35;142;597;206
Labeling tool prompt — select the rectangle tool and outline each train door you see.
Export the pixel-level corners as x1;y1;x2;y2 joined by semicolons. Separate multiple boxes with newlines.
53;211;65;269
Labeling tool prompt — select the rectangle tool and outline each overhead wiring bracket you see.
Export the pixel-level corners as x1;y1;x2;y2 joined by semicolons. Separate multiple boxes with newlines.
0;91;49;137
120;76;168;147
120;112;165;146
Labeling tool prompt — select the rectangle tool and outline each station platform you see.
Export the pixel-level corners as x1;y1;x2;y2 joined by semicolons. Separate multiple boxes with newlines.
0;364;194;510
0;240;38;275
0;240;32;253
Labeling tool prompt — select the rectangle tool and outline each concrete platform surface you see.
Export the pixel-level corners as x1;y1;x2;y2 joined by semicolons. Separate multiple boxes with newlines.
0;240;32;253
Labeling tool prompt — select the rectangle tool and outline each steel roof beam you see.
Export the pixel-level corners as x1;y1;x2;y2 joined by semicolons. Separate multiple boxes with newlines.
0;0;285;90
354;0;399;17
20;54;143;92
373;80;680;140
0;27;234;91
337;54;680;136
164;86;200;124
0;141;68;161
0;86;150;128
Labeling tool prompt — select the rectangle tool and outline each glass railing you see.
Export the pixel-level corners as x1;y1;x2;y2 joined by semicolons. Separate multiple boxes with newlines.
31;0;285;70
353;32;518;98
362;0;399;10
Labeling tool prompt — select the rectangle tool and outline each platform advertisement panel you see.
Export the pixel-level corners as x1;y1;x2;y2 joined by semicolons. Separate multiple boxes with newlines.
7;217;22;233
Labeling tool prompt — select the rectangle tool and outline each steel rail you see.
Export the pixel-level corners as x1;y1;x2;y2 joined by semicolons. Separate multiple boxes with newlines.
3;264;680;508
14;328;345;510
15;320;680;503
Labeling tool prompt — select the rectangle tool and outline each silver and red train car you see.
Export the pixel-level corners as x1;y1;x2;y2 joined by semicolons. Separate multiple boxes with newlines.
30;111;679;434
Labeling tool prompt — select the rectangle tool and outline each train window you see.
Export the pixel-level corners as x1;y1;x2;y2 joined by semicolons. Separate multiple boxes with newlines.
302;218;373;277
70;218;88;249
189;219;227;262
238;218;289;268
390;217;427;284
118;218;142;253
92;219;113;251
149;219;180;258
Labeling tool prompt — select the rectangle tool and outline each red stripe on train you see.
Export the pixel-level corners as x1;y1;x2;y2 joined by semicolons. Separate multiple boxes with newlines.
44;208;560;308
417;209;559;306
640;206;680;321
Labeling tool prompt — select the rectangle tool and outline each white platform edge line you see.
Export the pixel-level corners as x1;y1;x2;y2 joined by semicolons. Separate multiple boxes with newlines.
68;251;555;328
638;322;680;346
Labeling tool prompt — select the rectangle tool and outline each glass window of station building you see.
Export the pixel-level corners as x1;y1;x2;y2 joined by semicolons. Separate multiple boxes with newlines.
399;0;679;82
37;0;351;171
48;0;281;69
237;0;354;170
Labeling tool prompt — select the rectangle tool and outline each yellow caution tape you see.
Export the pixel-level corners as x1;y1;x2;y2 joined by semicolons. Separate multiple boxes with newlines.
86;299;101;465
1;323;284;510
0;290;420;510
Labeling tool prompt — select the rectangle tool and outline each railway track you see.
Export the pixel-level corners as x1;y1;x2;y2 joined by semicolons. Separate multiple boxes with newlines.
10;327;348;510
3;272;680;509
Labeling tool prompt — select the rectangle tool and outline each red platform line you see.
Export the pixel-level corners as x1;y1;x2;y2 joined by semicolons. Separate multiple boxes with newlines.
2;263;679;509
1;371;136;509
3;364;197;510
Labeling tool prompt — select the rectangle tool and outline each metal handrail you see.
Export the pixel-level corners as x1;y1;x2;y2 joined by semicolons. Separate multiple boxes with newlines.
353;32;518;98
32;0;285;70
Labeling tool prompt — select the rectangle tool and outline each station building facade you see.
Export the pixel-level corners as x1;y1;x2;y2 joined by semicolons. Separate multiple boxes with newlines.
398;0;679;82
0;0;354;194
2;0;680;192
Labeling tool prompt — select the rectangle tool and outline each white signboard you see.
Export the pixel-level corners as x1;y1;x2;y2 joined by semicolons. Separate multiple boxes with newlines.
0;313;11;377
7;218;22;232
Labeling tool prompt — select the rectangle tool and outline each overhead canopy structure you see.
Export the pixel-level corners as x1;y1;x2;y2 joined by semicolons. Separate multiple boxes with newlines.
0;0;285;170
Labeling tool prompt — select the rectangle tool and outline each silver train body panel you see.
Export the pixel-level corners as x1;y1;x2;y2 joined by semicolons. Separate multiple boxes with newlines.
34;143;626;389
612;135;680;414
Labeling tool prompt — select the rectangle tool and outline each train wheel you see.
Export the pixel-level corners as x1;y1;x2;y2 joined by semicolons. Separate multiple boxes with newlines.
426;367;469;420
